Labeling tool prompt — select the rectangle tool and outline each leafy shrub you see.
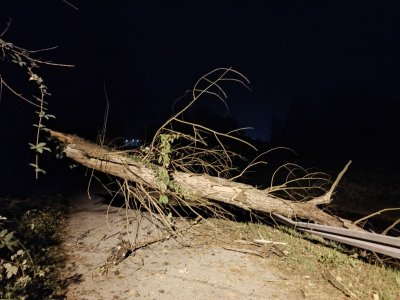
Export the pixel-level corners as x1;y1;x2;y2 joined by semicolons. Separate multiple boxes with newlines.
0;195;66;299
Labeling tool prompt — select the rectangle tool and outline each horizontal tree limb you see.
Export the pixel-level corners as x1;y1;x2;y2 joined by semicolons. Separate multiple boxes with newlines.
50;130;360;230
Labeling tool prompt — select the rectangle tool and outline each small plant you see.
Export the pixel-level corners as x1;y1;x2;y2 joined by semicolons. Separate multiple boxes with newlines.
318;251;345;266
0;217;18;252
0;195;67;299
155;133;181;205
0;30;72;178
0;214;32;298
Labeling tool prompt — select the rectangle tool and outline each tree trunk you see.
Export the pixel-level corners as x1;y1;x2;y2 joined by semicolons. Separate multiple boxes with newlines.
50;130;359;230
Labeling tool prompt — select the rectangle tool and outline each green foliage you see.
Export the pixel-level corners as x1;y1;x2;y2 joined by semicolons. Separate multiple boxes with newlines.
156;166;170;188
0;228;18;251
28;163;47;175
0;195;67;299
159;194;169;205
20;209;63;243
158;133;179;168
28;142;51;154
154;133;180;205
0;37;59;179
318;251;345;266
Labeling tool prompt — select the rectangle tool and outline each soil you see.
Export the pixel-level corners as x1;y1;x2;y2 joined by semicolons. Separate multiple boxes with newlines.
61;189;346;300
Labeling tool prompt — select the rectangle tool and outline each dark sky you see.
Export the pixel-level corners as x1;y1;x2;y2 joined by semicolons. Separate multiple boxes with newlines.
1;1;400;193
2;1;399;138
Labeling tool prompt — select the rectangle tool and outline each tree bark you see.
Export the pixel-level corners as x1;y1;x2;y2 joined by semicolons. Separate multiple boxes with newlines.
50;130;359;229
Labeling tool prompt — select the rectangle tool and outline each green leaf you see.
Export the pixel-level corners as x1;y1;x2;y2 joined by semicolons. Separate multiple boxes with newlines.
4;263;18;279
37;168;47;174
32;95;42;102
44;114;56;120
4;231;14;242
159;194;169;205
28;163;47;174
29;142;51;153
0;229;7;238
29;74;39;81
7;240;18;251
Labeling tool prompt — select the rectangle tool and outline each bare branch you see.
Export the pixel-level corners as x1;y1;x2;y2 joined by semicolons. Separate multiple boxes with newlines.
0;77;41;108
0;18;11;37
61;0;79;10
354;208;400;226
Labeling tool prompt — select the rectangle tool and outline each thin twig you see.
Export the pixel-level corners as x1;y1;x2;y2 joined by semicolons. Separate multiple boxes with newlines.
0;18;11;37
14;49;74;67
61;0;79;10
0;78;41;108
222;246;266;258
381;218;400;235
253;239;287;245
354;208;400;226
322;269;359;299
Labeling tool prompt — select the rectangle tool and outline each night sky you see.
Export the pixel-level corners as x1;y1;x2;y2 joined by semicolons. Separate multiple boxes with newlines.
1;1;400;195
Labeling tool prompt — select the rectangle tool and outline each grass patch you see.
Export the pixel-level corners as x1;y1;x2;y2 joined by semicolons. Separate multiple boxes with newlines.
211;219;400;299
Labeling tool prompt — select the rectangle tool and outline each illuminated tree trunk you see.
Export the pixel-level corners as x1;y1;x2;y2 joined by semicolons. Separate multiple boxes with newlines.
50;130;358;229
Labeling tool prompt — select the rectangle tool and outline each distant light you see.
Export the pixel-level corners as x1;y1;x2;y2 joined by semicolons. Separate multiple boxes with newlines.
122;138;143;148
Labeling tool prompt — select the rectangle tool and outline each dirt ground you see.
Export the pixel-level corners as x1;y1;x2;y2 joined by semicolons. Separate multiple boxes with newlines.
61;190;346;300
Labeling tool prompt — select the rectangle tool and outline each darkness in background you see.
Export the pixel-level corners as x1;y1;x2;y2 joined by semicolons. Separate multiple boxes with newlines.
0;0;399;216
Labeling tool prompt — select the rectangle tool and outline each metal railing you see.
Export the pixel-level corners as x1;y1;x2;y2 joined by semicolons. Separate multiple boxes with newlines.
272;213;400;259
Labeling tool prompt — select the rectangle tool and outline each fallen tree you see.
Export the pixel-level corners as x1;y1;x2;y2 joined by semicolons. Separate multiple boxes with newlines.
49;68;361;231
50;129;355;229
